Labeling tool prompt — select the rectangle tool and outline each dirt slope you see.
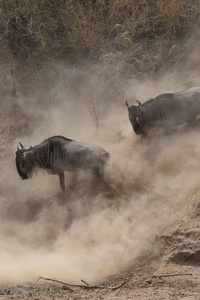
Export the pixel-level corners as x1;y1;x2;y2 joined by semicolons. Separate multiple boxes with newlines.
1;87;200;299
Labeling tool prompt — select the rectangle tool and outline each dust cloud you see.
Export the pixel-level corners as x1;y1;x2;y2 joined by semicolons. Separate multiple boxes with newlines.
1;64;200;285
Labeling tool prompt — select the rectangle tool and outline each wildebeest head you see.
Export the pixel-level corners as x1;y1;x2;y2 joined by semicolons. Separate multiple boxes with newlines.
15;142;32;180
126;98;143;135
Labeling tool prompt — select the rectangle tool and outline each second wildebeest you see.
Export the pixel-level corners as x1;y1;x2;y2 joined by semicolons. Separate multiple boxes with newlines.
126;87;200;137
15;135;110;195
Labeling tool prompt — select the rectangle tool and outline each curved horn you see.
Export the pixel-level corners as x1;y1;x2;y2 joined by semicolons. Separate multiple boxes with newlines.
19;142;25;149
133;98;142;106
126;98;142;108
17;143;23;153
125;100;129;107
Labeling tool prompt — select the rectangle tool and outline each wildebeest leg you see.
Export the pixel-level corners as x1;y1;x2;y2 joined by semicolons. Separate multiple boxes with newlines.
58;171;65;194
93;166;104;178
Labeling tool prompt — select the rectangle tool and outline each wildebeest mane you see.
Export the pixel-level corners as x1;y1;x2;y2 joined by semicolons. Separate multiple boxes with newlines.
24;136;73;154
45;135;73;143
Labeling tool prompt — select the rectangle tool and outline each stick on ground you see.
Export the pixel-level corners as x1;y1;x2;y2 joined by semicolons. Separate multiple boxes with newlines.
35;276;128;290
152;273;197;279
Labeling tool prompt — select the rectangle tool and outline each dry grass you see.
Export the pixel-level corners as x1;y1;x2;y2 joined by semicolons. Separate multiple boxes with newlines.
157;0;183;32
0;0;200;96
65;0;200;51
1;0;199;60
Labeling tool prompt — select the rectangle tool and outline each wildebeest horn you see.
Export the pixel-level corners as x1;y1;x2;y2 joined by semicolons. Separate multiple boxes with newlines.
126;98;142;108
125;100;129;107
17;143;23;153
133;98;142;106
19;142;25;149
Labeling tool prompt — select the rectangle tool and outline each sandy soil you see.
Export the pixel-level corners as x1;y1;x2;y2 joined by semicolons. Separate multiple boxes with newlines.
1;269;200;299
2;92;200;299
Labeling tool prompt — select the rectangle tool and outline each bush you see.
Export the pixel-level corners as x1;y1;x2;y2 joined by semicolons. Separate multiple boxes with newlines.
0;0;200;94
1;0;199;62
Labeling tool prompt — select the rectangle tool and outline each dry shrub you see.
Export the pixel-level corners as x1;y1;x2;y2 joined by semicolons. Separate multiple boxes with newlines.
1;0;200;96
155;0;200;34
156;0;184;33
1;0;199;61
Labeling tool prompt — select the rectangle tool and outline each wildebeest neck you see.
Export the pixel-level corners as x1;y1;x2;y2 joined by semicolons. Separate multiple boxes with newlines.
25;140;63;171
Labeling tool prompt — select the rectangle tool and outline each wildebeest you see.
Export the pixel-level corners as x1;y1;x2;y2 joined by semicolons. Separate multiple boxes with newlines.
126;87;200;137
15;135;110;194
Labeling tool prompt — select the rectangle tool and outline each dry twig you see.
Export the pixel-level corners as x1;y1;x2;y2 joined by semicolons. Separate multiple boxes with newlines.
81;279;90;286
152;273;197;279
35;276;128;290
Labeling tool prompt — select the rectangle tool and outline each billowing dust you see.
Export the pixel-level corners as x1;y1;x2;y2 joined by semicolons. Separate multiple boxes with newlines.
1;70;200;285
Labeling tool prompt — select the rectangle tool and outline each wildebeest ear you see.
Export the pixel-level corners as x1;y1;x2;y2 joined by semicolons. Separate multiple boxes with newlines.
138;106;143;114
16;149;26;158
